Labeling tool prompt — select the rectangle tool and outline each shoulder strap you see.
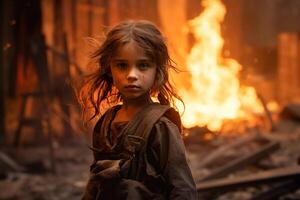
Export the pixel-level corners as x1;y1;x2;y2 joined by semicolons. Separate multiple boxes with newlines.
122;103;184;180
121;103;171;154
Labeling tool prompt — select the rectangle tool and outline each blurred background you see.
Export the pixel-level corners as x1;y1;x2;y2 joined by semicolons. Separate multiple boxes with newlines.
1;0;300;199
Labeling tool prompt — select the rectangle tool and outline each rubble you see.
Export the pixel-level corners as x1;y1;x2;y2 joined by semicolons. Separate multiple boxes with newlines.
186;105;300;200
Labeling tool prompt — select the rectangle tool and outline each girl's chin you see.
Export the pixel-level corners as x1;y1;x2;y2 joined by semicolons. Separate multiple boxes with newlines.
122;93;152;102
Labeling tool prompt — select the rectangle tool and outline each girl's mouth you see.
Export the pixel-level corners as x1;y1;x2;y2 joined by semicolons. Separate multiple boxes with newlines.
125;85;140;89
124;85;141;92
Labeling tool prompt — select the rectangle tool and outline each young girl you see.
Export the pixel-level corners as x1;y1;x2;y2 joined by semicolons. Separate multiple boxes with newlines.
79;20;197;200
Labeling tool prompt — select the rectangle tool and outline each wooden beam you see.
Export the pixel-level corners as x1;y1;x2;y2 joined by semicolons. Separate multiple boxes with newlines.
196;134;257;169
197;166;300;193
198;139;280;182
71;0;77;60
0;0;5;143
250;179;300;200
277;33;300;104
0;151;25;172
257;93;276;131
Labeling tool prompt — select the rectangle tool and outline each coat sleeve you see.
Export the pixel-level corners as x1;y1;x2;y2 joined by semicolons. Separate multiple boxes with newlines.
81;161;99;200
148;117;198;200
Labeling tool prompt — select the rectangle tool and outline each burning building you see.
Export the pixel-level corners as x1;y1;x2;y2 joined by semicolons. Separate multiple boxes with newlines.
1;0;300;199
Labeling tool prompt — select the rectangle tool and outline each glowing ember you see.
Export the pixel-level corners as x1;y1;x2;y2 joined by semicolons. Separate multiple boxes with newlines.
176;0;264;131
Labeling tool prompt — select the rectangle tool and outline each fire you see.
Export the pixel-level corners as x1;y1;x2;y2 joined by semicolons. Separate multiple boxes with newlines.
177;0;264;131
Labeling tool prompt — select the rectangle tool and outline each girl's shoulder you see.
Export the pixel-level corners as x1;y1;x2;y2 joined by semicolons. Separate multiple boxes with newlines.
163;107;182;126
148;108;184;146
92;105;122;149
94;105;122;132
154;106;182;133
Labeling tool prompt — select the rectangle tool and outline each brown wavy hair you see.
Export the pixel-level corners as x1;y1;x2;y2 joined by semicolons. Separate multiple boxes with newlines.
77;20;184;121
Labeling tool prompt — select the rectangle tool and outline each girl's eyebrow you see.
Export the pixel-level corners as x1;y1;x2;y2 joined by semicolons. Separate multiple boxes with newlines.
112;58;127;63
138;58;151;62
113;58;151;62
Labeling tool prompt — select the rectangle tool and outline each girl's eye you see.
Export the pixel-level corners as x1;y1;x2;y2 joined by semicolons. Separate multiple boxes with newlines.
116;62;127;69
138;62;150;70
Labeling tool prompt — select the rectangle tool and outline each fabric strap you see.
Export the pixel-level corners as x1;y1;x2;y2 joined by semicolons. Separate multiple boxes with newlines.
121;103;171;154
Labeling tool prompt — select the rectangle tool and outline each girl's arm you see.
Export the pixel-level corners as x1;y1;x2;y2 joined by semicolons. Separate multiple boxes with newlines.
148;117;198;200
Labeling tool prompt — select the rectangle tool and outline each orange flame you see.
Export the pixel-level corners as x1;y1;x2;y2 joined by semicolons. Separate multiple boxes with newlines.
176;0;264;131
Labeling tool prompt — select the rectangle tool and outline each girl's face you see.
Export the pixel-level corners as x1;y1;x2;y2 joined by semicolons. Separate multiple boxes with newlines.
110;41;157;102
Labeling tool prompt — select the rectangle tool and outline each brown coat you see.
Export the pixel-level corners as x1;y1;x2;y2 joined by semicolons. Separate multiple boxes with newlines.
82;104;197;200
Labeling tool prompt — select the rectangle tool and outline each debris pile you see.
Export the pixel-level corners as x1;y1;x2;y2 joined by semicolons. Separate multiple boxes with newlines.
186;103;300;200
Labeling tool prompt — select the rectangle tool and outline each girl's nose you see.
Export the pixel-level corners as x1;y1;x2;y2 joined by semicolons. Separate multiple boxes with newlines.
127;67;138;81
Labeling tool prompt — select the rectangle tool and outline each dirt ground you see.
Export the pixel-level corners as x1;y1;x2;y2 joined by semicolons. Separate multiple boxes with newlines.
0;137;92;200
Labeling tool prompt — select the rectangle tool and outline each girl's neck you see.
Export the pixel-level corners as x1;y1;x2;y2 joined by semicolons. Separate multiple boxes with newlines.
115;95;153;122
